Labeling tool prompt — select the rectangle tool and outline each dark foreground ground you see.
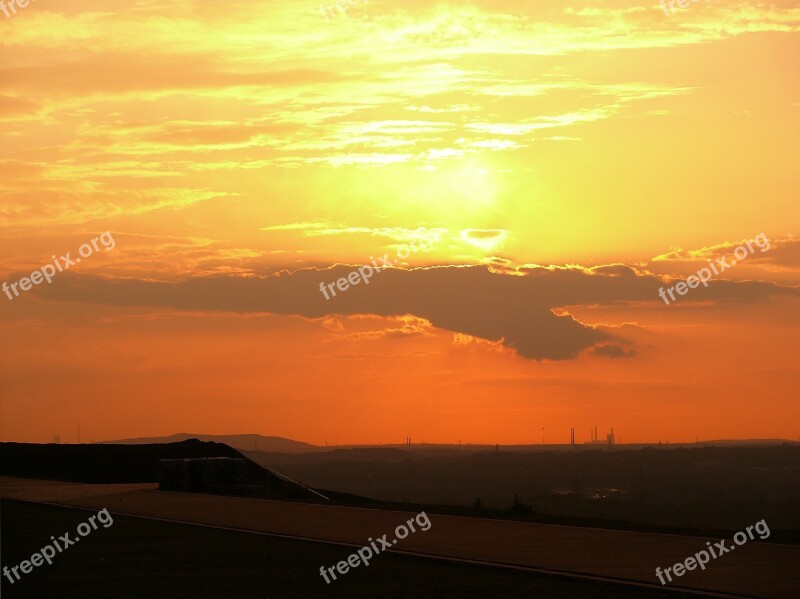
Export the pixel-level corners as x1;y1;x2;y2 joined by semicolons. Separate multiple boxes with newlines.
1;500;705;599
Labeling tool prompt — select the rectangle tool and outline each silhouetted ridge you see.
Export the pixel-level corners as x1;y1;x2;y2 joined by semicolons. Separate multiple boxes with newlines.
0;440;339;503
0;439;242;484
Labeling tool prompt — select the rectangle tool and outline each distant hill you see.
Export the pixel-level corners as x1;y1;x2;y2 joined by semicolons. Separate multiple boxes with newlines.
102;433;322;454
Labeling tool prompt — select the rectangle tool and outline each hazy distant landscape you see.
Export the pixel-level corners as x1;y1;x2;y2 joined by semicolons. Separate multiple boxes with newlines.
246;443;800;534
99;433;800;534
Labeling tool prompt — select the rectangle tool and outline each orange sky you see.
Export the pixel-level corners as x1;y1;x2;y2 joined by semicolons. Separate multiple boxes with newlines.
1;0;798;445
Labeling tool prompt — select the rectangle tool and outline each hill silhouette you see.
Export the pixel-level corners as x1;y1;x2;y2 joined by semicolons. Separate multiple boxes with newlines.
0;439;244;483
102;433;320;453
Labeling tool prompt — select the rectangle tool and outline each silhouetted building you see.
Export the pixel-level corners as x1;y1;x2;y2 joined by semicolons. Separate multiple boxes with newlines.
584;427;616;448
159;457;250;493
158;456;329;502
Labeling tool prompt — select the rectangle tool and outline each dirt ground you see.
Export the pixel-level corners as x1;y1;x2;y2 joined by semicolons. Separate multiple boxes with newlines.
3;477;798;598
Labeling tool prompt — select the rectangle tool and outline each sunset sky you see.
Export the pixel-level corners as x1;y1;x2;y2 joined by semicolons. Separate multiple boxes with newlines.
1;0;798;445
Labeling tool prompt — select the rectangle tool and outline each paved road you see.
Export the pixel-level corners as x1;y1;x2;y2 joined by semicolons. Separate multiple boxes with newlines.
3;477;798;598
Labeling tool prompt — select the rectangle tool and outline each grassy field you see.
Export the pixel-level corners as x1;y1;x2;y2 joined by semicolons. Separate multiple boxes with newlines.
0;499;705;599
